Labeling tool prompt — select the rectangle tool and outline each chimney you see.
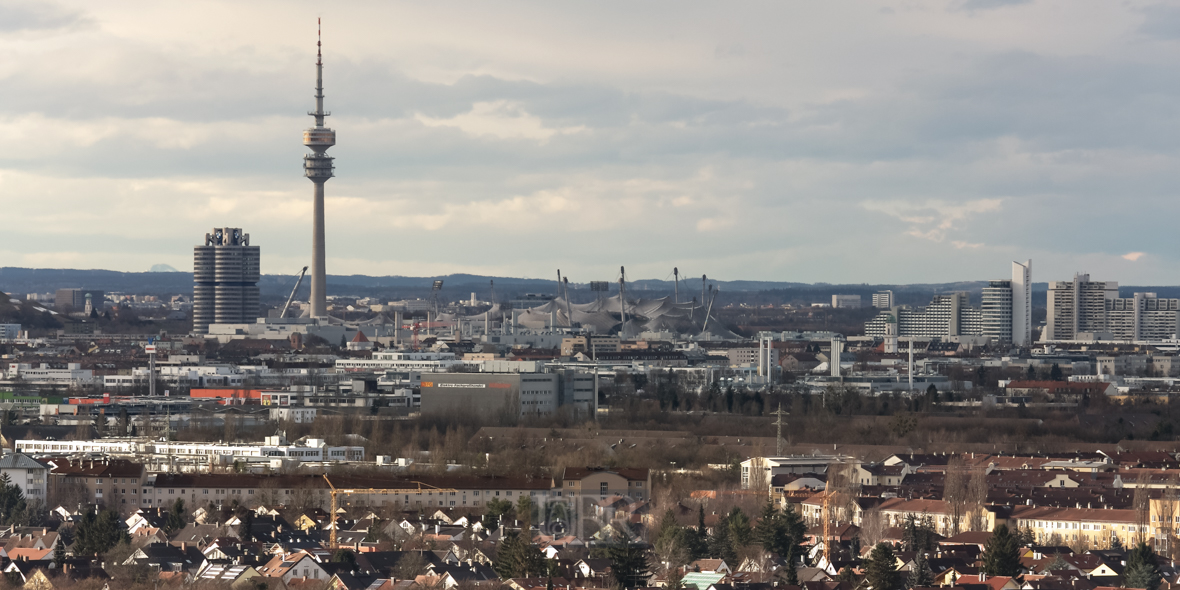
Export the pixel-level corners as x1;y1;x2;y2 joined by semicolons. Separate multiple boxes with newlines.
181;542;186;551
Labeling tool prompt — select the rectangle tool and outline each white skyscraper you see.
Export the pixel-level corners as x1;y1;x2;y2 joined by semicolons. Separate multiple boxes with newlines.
1012;260;1031;346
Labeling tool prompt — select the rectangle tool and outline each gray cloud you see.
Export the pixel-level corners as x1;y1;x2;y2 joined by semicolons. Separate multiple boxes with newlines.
0;0;89;32
956;0;1033;11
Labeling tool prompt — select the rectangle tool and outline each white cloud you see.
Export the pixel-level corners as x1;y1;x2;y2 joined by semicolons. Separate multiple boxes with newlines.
1122;252;1146;261
414;100;587;143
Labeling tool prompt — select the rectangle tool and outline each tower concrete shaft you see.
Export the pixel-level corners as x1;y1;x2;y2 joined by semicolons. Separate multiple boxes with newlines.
304;18;335;318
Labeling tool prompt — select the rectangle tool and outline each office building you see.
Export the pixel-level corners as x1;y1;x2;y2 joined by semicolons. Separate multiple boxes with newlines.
1044;273;1119;341
872;291;894;309
831;294;862;309
54;288;103;313
420;373;560;417
193;227;260;335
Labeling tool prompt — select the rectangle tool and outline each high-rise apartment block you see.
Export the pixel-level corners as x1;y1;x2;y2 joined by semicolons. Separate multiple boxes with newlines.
1106;294;1180;341
1042;274;1179;342
866;292;980;339
1044;273;1119;341
981;280;1013;342
193;227;260;335
866;260;1033;345
872;291;894;309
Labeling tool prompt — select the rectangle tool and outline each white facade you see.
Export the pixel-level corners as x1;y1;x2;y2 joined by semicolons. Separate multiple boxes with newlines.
269;407;318;423
981;280;1014;343
335;351;462;373
1012;260;1032;346
0;324;20;340
16;437;363;462
865;293;980;339
872;291;894;309
1105;293;1180;341
5;363;94;386
831;294;862;309
1045;273;1119;341
0;454;48;500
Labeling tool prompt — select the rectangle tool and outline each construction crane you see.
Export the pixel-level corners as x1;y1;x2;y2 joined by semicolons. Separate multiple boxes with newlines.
411;322;421;351
323;475;457;547
280;266;309;318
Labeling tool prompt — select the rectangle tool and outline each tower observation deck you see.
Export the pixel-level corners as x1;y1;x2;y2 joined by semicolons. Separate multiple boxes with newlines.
304;18;334;318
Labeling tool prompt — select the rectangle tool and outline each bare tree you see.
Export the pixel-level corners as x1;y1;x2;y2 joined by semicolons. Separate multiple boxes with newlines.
1159;475;1179;557
1133;471;1151;545
859;506;886;547
944;457;968;536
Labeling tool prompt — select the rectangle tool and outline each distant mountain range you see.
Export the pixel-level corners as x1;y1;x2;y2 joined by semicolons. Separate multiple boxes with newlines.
3;266;1179;307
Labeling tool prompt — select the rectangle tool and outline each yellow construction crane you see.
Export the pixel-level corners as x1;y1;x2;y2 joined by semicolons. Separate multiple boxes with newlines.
323;475;458;547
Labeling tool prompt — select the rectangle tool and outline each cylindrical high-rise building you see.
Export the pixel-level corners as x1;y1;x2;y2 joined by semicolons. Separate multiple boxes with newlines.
304;19;335;318
193;227;260;334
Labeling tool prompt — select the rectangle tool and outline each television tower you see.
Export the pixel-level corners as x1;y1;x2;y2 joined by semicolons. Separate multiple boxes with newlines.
303;18;335;318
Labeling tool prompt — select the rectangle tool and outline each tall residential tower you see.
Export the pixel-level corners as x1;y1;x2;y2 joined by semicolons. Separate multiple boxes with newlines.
304;19;335;318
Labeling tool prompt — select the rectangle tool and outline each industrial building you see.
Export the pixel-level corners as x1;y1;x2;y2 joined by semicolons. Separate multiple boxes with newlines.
831;294;862;309
419;371;596;417
193;227;260;334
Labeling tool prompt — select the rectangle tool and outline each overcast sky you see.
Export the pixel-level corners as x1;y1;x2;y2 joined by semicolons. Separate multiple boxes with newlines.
2;0;1179;285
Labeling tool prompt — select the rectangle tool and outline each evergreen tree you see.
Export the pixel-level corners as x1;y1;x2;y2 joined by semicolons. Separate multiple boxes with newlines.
782;544;799;586
687;505;709;560
0;473;27;525
708;513;737;564
165;499;187;535
494;530;545;579
606;537;651;590
981;525;1022;577
1044;552;1069;573
1050;363;1063;381
1125;542;1161;590
906;552;934;589
837;566;858;583
654;509;683;556
73;509;127;556
52;532;65;568
1111;536;1125;551
727;507;752;549
864;543;900;590
239;508;254;543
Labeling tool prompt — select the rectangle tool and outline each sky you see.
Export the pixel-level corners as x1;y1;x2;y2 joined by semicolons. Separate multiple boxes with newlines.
2;0;1180;285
